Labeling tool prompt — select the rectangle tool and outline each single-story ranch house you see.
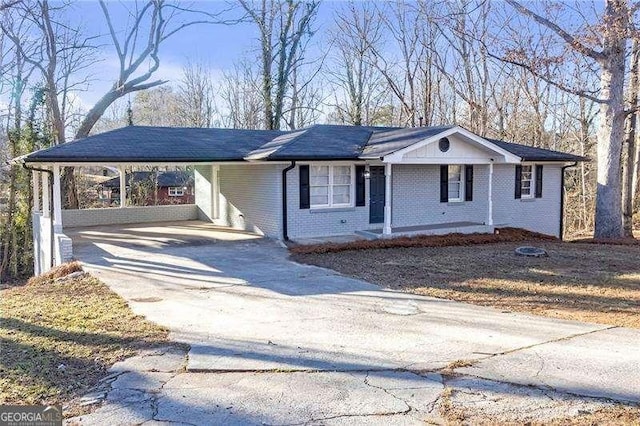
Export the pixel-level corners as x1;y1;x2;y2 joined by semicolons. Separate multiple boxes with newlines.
16;124;585;274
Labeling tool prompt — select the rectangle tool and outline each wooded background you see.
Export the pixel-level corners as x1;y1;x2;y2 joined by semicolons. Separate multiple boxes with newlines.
1;0;639;281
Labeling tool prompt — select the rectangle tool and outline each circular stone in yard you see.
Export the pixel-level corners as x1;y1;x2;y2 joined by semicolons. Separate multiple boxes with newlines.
515;246;548;257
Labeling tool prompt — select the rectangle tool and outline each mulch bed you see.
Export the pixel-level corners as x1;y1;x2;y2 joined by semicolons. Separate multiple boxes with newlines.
289;227;556;255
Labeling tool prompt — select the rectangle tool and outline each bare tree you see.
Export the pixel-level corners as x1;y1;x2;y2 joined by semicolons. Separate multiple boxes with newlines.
176;61;216;128
219;59;264;129
238;0;319;130
327;1;385;126
622;39;639;236
132;86;180;126
491;0;638;238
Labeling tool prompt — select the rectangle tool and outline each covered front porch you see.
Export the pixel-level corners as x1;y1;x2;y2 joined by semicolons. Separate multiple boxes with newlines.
370;127;521;239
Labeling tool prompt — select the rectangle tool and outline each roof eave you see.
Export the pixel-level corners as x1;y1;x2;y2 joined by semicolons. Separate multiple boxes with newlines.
22;157;250;164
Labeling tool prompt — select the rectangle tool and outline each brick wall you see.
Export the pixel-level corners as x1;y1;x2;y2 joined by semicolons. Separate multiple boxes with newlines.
391;164;489;227
217;164;283;238
286;163;373;239
33;212;74;274
62;204;199;228
492;164;562;237
193;162;564;240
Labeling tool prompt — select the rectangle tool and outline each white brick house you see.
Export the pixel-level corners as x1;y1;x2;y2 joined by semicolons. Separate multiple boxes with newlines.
16;124;584;273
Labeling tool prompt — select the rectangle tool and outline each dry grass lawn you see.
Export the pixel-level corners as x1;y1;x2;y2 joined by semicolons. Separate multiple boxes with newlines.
293;241;640;328
0;262;168;410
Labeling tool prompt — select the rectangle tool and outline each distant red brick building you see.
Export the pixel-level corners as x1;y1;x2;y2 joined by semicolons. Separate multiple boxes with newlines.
98;171;194;206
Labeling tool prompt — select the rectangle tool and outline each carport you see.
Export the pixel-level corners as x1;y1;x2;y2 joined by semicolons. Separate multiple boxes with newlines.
15;126;285;274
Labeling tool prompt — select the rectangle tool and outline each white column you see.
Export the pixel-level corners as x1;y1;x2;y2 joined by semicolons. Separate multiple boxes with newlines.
52;164;62;231
33;171;40;213
383;163;392;235
212;165;220;219
42;172;50;218
118;166;126;208
487;162;494;226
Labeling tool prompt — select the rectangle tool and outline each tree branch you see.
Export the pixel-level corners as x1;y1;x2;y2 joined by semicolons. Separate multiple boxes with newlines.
504;0;605;62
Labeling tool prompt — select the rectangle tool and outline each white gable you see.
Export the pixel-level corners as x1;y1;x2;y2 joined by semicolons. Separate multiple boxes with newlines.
403;134;493;162
383;127;521;164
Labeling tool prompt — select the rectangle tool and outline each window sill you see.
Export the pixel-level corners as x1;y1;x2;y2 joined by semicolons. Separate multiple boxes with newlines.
520;197;536;202
447;200;465;205
310;207;356;213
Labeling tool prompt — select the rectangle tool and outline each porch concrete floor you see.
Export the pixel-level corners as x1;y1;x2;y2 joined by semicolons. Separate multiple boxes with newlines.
367;221;486;234
66;221;640;424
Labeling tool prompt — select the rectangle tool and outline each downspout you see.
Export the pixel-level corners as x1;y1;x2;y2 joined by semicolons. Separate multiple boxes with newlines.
559;162;577;241
22;163;55;268
281;161;296;241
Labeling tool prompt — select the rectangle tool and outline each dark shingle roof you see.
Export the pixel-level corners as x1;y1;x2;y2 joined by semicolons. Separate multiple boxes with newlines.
488;139;587;162
24;126;286;163
102;171;193;188
247;124;391;160
20;124;585;164
360;126;455;159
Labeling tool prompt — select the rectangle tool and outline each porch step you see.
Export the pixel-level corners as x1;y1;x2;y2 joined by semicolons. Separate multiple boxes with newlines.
354;230;380;240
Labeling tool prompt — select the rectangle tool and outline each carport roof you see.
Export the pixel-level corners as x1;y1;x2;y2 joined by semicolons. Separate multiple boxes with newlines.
18;124;586;164
21;126;286;163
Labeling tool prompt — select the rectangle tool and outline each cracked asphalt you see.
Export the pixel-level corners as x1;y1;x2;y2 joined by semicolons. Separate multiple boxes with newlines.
65;222;640;424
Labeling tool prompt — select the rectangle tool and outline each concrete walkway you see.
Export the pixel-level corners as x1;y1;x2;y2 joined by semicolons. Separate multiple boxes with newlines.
66;221;640;424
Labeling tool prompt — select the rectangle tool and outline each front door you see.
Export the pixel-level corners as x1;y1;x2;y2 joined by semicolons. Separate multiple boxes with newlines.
369;166;385;224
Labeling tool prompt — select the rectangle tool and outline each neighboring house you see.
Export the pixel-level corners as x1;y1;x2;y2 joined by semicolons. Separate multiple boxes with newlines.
16;124;585;273
98;171;194;206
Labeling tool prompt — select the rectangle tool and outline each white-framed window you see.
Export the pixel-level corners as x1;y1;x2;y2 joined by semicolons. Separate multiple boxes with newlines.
168;187;185;197
521;165;534;198
448;165;463;202
310;164;354;208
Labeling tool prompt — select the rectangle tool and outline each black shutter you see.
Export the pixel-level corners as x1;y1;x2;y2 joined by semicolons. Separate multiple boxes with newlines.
535;165;543;198
464;165;473;201
514;165;522;199
440;165;448;203
355;165;366;207
299;165;310;209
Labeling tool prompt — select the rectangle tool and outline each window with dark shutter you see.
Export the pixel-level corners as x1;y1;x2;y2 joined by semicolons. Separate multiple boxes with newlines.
299;165;310;209
514;165;522;199
465;165;473;201
355;165;365;206
535;165;543;198
440;165;448;203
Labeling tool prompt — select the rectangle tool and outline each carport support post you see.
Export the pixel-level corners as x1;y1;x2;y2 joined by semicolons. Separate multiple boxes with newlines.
383;163;392;235
118;166;126;208
52;164;62;232
42;172;50;218
32;171;40;213
487;162;494;226
212;165;220;219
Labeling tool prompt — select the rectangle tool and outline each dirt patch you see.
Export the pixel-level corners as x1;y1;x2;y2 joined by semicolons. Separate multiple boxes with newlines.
0;263;168;415
293;241;640;328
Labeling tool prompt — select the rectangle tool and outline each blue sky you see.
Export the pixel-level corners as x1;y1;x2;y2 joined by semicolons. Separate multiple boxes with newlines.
66;1;339;107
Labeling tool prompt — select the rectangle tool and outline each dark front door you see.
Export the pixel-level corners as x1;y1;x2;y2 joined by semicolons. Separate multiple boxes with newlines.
369;166;385;224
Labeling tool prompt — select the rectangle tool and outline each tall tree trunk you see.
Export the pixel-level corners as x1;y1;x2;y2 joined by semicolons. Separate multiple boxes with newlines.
622;40;639;237
594;17;627;239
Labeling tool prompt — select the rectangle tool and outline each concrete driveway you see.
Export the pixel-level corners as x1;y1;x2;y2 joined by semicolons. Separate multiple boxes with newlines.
67;221;640;425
